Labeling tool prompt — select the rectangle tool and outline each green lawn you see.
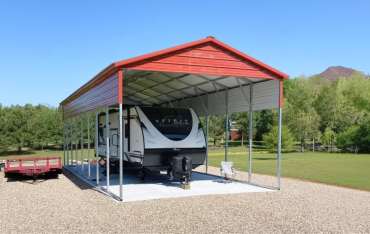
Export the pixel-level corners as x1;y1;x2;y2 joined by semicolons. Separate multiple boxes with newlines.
1;147;370;191
209;147;370;191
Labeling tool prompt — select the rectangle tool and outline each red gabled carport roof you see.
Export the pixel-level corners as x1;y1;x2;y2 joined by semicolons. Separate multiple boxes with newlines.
61;36;288;106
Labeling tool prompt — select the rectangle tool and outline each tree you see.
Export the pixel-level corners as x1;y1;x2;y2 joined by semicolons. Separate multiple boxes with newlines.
0;104;63;153
342;74;370;112
262;125;295;152
337;117;370;153
284;78;320;152
314;75;367;134
31;105;63;149
321;127;336;152
5;105;35;152
254;110;273;141
231;112;249;145
0;104;10;153
208;115;226;146
336;126;359;153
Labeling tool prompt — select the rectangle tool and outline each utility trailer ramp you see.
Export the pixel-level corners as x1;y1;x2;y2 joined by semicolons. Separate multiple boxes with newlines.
64;164;272;202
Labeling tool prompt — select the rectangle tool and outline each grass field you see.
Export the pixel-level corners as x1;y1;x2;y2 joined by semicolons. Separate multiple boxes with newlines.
1;147;370;191
209;147;370;191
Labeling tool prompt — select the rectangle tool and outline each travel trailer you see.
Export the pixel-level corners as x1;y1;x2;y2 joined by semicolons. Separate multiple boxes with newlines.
97;106;206;183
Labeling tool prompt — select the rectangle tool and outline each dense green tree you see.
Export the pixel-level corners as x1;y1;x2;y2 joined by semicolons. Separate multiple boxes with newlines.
342;75;370;112
284;78;320;152
336;126;359;153
208;115;225;146
337;117;370;153
31;105;63;149
262;125;295;152
0;104;63;152
254;110;273;141
4;105;35;152
0;105;10;152
321;127;336;152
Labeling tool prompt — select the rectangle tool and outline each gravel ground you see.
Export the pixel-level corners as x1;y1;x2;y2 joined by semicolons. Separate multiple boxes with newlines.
1;167;370;234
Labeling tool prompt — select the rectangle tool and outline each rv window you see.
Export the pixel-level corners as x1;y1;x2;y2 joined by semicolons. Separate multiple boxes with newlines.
125;122;129;138
111;133;118;146
98;126;106;145
141;107;193;141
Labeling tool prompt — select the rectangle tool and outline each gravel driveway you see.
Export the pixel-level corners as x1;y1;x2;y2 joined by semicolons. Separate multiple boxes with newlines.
1;167;370;233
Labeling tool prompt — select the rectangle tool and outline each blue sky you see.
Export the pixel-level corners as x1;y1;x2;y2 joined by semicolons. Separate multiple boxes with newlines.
0;0;369;106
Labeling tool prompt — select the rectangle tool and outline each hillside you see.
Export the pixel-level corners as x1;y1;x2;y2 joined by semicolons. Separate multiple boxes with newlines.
316;66;358;81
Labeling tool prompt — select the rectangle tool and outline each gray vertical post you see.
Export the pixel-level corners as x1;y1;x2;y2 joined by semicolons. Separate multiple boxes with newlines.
73;120;78;166
69;124;71;165
119;104;124;200
69;121;73;165
65;124;67;166
248;84;253;183
205;114;209;174
72;120;75;166
106;108;110;190
277;82;283;190
95;112;100;185
63;125;66;166
67;124;70;166
225;90;229;162
81;119;84;172
87;115;91;178
75;132;78;166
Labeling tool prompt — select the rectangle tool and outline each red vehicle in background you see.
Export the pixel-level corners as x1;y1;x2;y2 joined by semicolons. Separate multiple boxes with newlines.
4;156;62;179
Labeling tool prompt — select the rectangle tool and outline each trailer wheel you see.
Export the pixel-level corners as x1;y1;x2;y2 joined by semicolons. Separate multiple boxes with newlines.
4;172;9;178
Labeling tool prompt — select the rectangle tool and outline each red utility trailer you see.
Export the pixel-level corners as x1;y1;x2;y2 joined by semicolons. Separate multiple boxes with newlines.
4;156;62;178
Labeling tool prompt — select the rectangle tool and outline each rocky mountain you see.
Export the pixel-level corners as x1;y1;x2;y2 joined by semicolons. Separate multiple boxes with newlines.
316;66;359;81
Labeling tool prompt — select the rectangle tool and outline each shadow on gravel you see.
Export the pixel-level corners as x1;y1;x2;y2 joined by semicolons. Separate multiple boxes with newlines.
62;169;94;190
5;173;60;185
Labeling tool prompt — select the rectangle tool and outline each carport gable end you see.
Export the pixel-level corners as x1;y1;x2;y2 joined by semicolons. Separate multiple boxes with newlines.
60;36;288;118
117;36;288;79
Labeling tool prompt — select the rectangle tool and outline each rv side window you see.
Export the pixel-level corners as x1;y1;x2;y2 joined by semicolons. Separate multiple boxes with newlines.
98;125;106;145
125;122;129;138
141;107;193;141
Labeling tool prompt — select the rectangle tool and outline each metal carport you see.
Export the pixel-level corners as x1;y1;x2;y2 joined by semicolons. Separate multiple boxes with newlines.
60;36;288;201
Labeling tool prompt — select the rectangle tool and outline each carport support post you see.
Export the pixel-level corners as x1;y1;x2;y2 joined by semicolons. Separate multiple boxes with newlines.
72;120;75;165
87;115;91;178
69;122;72;165
80;118;84;172
63;125;66;165
95;112;99;185
75;128;78;166
248;84;253;183
106;108;110;191
205;114;209;174
277;80;283;190
119;104;123;200
118;69;124;201
225;90;229;162
67;124;70;165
